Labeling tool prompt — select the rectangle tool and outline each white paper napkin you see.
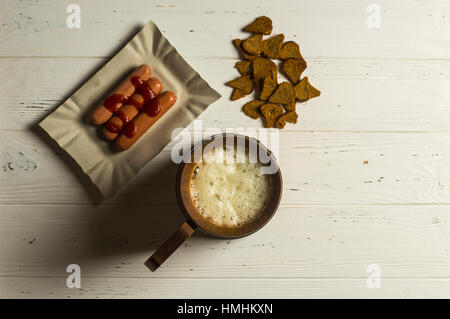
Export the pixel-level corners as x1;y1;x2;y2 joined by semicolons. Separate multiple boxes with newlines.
39;21;221;199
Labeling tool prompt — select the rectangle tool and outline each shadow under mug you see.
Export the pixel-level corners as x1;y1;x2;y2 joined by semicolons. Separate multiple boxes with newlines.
145;133;283;271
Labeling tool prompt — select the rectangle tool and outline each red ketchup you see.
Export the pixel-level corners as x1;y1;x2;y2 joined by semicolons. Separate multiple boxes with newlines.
143;97;161;117
122;122;137;138
104;94;127;113
103;76;161;137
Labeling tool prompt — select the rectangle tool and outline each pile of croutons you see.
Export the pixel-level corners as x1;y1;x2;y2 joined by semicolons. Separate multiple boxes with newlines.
226;16;321;129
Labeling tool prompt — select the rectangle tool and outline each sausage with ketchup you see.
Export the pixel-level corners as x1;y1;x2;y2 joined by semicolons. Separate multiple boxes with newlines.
116;91;177;151
102;77;163;140
90;63;177;151
91;64;152;125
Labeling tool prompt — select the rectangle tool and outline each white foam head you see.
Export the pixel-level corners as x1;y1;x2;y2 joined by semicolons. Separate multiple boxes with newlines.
190;146;273;227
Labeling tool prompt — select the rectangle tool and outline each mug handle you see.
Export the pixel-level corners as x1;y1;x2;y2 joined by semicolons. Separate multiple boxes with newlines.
145;221;196;271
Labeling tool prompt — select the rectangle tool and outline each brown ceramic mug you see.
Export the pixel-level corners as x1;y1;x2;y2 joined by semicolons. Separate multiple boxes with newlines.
145;133;283;271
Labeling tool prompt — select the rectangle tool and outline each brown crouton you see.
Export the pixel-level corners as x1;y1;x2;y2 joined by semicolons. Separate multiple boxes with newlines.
282;58;307;83
252;56;277;82
294;77;321;102
293;77;309;101
231;89;247;101
229;17;320;128
243;100;265;119
242;34;263;55
284;99;297;111
235;60;251;75
262;34;285;59
244;16;273;35
233;39;256;60
268;81;295;105
226;75;253;94
261;103;284;128
275;111;299;129
308;82;321;99
280;41;303;60
260;76;278;100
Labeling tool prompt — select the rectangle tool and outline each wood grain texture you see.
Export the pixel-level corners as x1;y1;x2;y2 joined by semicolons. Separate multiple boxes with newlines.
1;0;449;298
1;0;449;59
1;130;449;205
0;204;449;279
1;277;449;299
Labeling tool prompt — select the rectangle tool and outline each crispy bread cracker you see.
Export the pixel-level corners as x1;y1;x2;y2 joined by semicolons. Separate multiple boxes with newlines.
243;34;263;55
293;77;309;101
231;89;247;101
226;75;253;94
262;34;285;59
243;100;265;119
275;111;298;129
244;16;273;35
308;82;321;98
284;99;297;111
280;41;302;60
230;17;320;127
252;56;277;82
268;81;295;105
261;103;284;128
260;76;277;100
283;58;307;83
235;60;251;75
294;77;321;102
233;39;256;60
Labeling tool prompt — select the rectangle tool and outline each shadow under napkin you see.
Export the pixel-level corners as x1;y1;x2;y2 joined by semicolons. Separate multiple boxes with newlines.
12;157;190;275
83;157;186;260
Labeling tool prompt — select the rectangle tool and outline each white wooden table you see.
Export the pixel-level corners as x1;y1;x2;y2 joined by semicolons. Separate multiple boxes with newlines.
1;0;449;298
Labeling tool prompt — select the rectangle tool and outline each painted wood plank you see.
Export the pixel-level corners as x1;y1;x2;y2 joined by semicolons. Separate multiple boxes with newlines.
0;57;448;131
1;130;449;205
1;0;449;59
0;277;449;298
0;204;449;278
